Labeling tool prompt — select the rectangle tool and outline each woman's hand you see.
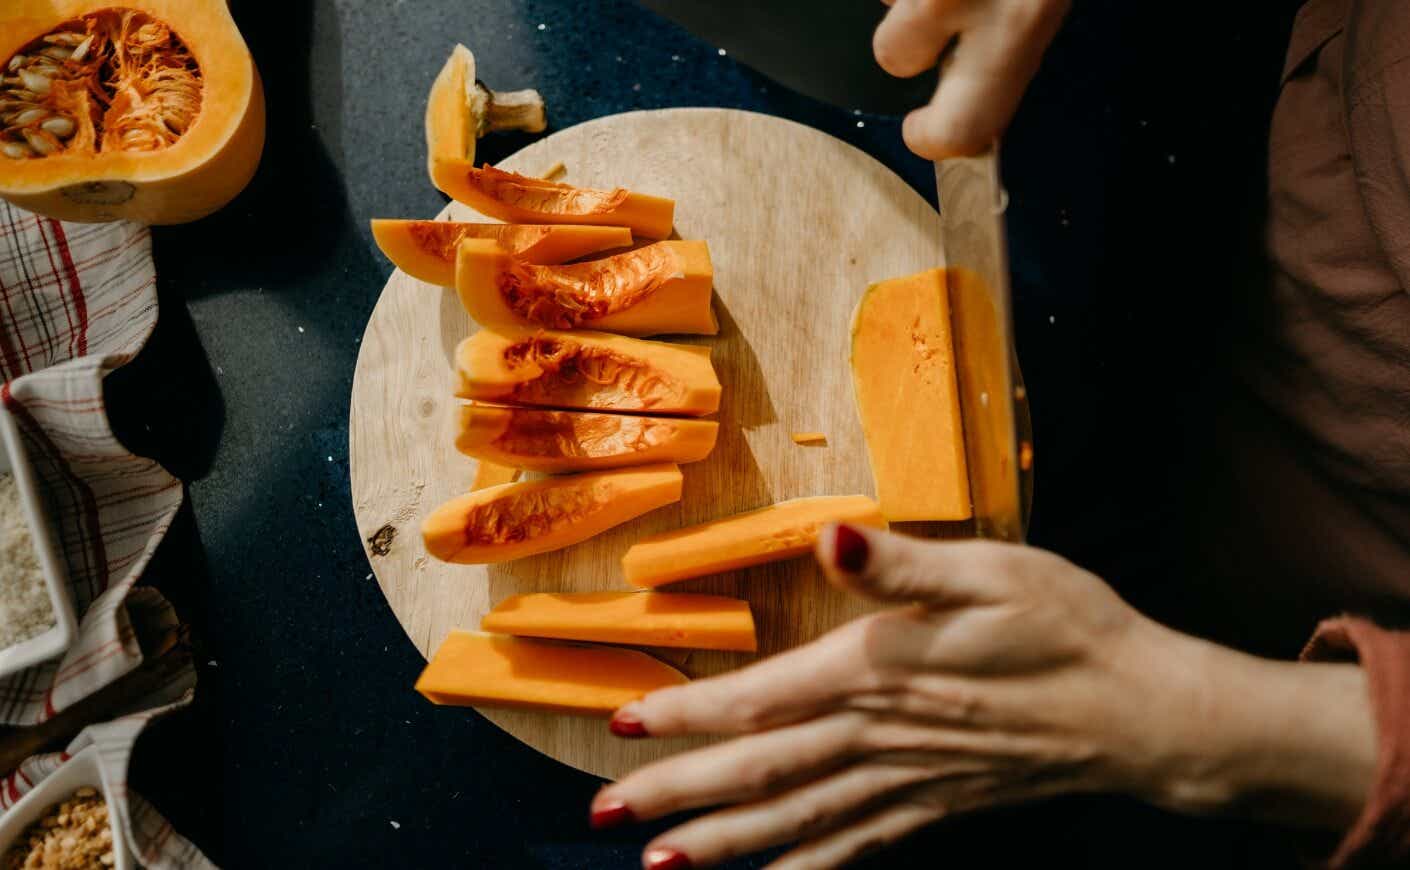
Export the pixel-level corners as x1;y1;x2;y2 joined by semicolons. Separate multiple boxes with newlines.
874;0;1071;158
592;525;1377;870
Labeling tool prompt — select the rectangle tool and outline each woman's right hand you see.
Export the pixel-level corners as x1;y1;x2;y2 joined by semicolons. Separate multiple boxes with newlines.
874;0;1070;159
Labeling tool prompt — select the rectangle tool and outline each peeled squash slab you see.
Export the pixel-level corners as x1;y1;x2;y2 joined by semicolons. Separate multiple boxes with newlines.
422;463;683;564
482;592;757;652
457;238;717;336
457;404;719;472
370;219;632;285
434;163;675;239
623;495;888;588
851;268;972;521
0;1;265;224
456;327;721;416
424;43;544;184
416;630;687;716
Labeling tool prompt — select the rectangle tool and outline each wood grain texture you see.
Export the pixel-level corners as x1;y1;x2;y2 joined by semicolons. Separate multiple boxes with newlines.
350;108;943;780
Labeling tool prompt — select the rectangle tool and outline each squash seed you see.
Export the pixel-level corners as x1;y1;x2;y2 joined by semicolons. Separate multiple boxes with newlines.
41;116;74;138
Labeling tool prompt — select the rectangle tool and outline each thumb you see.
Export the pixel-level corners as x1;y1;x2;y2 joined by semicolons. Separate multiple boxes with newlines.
815;523;1016;606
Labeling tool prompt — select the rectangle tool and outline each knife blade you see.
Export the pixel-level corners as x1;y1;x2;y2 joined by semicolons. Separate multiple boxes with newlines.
935;151;1032;542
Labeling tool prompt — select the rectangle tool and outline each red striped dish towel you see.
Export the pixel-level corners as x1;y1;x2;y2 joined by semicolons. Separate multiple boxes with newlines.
0;202;211;867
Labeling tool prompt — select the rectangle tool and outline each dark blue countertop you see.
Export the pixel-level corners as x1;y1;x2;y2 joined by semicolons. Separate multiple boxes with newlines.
101;1;1314;865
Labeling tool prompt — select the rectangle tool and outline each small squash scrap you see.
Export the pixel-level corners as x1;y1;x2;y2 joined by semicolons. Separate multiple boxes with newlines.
423;462;683;564
457;404;718;472
456;327;721;416
370;219;632;285
456;238;717;336
0;1;265;224
482;591;757;652
416;630;687;715
434;164;675;239
471;460;519;490
623;495;887;588
851;268;972;521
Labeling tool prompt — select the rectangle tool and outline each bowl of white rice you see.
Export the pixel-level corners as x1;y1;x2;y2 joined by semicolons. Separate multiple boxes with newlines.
0;402;77;681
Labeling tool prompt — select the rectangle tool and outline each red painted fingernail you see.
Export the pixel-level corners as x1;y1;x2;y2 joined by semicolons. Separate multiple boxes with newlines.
643;847;692;870
833;524;869;573
590;799;635;830
609;711;649;738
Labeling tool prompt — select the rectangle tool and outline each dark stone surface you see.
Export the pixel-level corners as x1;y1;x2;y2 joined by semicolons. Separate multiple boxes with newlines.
98;0;1318;866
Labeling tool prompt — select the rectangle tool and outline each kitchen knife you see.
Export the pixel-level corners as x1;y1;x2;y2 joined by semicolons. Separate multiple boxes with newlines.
935;151;1033;542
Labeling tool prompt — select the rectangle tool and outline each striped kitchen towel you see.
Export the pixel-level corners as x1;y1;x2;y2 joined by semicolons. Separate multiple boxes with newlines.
0;201;210;867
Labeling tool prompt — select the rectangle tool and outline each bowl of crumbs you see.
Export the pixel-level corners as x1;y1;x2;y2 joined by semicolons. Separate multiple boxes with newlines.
0;402;77;679
0;746;133;870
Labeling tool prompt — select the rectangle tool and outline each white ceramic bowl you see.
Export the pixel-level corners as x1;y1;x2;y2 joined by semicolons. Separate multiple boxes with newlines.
0;746;134;870
0;402;78;679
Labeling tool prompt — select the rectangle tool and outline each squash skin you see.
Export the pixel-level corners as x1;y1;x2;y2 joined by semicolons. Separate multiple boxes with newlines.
851;268;972;521
0;0;265;224
456;238;717;336
422;463;683;564
434;163;675;239
482;591;757;652
370;219;632;286
457;403;719;472
622;495;888;588
416;630;688;715
455;327;721;416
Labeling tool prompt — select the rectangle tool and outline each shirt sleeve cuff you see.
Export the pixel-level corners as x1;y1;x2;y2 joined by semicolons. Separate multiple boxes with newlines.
1301;616;1410;868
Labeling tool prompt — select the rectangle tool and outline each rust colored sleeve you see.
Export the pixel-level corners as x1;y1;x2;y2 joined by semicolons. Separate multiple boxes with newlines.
1301;617;1410;867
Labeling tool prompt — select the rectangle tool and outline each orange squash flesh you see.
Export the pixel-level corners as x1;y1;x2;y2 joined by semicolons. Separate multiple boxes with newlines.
851;268;972;521
622;495;888;588
416;630;687;715
0;1;265;224
482;592;757;652
456;327;721;416
423;463;683;564
457;403;719;472
456;238;717;336
471;460;520;490
433;163;675;239
370;219;632;285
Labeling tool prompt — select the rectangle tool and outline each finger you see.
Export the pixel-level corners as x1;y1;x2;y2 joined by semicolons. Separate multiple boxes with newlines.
612;617;884;738
816;524;1019;607
593;713;866;826
765;801;942;870
902;3;1069;158
645;763;936;868
873;0;964;78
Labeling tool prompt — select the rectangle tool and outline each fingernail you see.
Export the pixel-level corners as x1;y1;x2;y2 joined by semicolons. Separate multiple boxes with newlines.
610;709;649;738
833;523;869;573
590;799;635;830
643;847;692;870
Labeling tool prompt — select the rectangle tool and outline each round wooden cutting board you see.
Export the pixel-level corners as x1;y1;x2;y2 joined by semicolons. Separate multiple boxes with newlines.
350;108;942;780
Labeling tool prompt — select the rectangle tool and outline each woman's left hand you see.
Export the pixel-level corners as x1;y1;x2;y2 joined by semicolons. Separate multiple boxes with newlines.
591;524;1376;870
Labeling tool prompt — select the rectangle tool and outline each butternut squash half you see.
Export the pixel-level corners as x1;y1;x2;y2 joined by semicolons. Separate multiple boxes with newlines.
434;164;675;240
422;463;683;564
455;328;721;416
370;219;632;286
482;592;757;652
851;268;972;521
0;1;265;224
623;495;887;588
456;238;717;336
457;404;719;472
416;630;687;716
